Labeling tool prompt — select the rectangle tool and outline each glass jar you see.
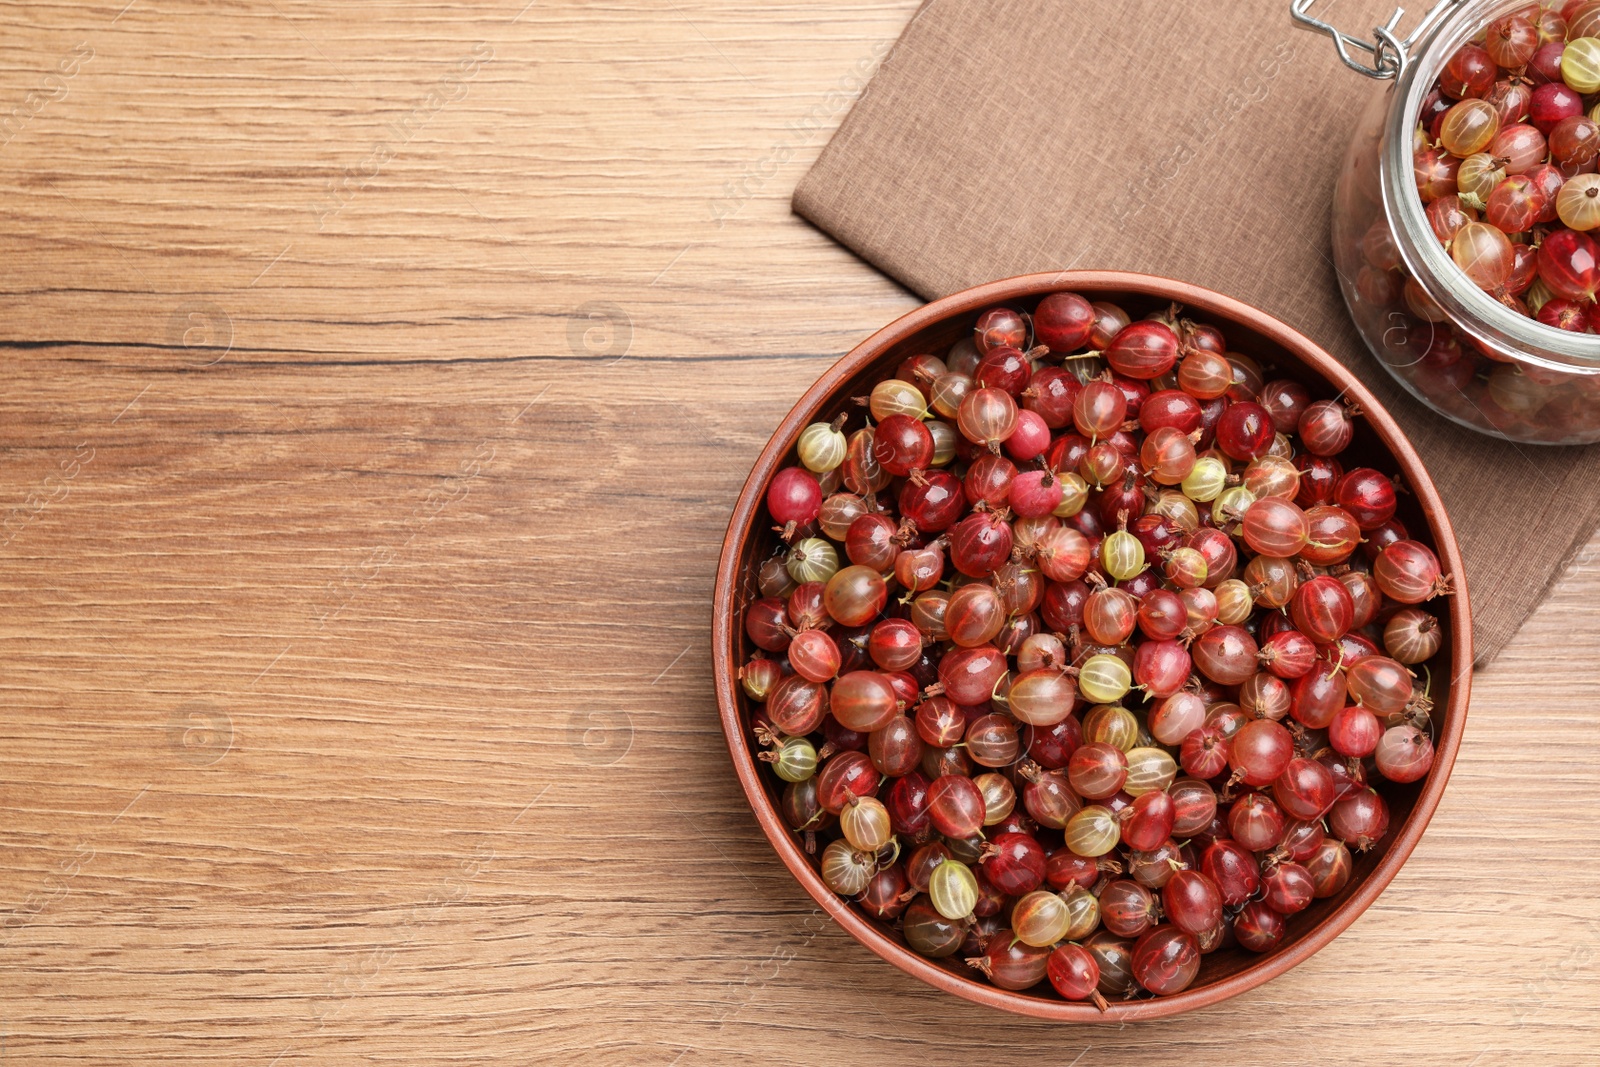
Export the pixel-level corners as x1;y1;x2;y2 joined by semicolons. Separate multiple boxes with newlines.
1304;0;1600;443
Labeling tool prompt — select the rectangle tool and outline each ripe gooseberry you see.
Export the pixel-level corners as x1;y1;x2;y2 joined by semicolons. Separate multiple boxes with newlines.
1215;402;1274;461
1106;321;1180;379
1374;539;1450;603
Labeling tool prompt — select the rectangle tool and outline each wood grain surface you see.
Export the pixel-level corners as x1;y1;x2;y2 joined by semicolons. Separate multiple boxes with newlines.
0;2;1594;1064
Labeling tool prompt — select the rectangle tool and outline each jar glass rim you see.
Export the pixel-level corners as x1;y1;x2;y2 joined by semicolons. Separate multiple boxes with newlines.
1382;0;1600;372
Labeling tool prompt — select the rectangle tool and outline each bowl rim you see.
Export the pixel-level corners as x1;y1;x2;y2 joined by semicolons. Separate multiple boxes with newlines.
711;269;1473;1021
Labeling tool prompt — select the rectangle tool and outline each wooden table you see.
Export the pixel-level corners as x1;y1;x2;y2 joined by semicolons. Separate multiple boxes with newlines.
0;2;1594;1063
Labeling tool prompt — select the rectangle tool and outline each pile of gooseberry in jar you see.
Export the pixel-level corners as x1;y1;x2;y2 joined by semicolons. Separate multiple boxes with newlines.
1409;4;1600;327
740;292;1454;1004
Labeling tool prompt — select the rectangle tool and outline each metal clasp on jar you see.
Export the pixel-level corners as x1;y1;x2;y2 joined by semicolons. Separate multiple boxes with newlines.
1290;0;1468;79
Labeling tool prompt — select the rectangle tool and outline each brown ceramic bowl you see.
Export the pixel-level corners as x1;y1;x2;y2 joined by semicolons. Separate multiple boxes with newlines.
711;271;1471;1020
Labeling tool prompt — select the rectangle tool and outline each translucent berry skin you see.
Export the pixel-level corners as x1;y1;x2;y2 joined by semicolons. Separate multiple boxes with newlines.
914;697;962;749
958;387;1022;452
1539;297;1590;331
845;513;899;571
1214;401;1275;461
1439;98;1500;156
1529;39;1565;84
1105;321;1180;379
1025;367;1081;428
1484;14;1538;69
1192;624;1259;686
1228;718;1294;787
1306;838;1354;898
977;831;1045;897
965;452;1016;508
1413;146;1461;202
1228;791;1287;851
868;714;923;779
1241;497;1308;557
1162;869;1223;935
767;466;823;525
1234;900;1287;953
830;670;900;733
1133;638;1192;699
1295;454;1343;507
1385;608;1442;664
789;628;841;682
1329;787;1391;851
1099;878;1159;939
1141;389;1203;434
1047;943;1102;1003
975;345;1032;398
1490;122;1546;175
974;307;1028;353
739;657;783;702
766;679;827;743
822;562;885;627
1261;628;1316;680
968;929;1050;990
1272;756;1336;821
1297;400;1353;457
1450;222;1514;290
861;864;909;920
1131;925;1201;996
1539;227;1600;301
1564;40;1600;101
1487;174;1548;233
1067;742;1129;801
927;774;987;839
1122;789;1177;852
944;583;1005;649
1289;656;1348;730
745;596;792;653
899;470;965;532
1290;575;1355;644
1346;655;1413;715
1034;291;1095;353
1180;725;1229;779
1296;506;1357;568
1137;588;1188;640
1526;163;1566;224
966;713;1021;769
1262;861;1316;916
1022;714;1081;770
1427;191;1478;246
1007;667;1077;728
1375;724;1435;783
1374;539;1446;604
930;857;982;921
948;510;1014;577
815;750;881;814
886;772;932;837
1336;468;1398;530
903;896;965;958
1064;804;1120;857
1531;81;1584;133
1440;42;1496;99
1200;839;1261;907
1073;379;1128;439
1169;777;1218;837
893;561;946;626
872;414;935;477
1258;378;1309;434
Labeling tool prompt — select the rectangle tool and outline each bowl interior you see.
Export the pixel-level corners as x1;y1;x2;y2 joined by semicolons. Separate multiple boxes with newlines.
715;273;1469;1020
